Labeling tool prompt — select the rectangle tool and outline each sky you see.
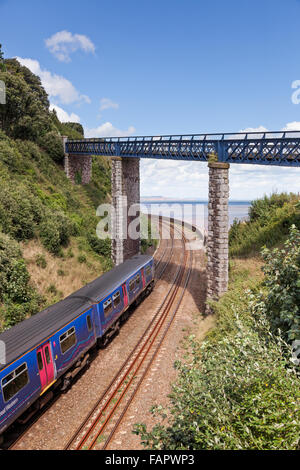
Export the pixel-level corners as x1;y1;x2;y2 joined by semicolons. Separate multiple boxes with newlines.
1;0;300;200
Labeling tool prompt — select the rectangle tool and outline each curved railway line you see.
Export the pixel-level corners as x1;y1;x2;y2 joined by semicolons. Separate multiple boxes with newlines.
64;224;192;450
8;219;193;450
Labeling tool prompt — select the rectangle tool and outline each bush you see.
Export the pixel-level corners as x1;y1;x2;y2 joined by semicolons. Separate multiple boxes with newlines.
36;254;47;269
77;254;87;264
229;193;300;257
87;233;111;257
0;232;41;329
251;225;300;342
0;184;42;240
39;131;64;162
39;210;75;255
134;266;300;450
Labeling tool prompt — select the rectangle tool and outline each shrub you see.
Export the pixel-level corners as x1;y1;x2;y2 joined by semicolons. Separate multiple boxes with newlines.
0;232;41;329
39;131;64;162
36;254;47;269
134;268;300;450
77;254;87;264
39;210;75;255
229;193;300;257
0;183;42;241
251;225;300;343
87;233;111;257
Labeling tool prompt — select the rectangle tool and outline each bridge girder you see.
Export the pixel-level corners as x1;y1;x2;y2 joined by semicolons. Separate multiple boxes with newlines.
66;131;300;167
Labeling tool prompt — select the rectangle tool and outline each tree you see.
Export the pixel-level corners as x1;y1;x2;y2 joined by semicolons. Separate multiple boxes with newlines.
0;60;52;139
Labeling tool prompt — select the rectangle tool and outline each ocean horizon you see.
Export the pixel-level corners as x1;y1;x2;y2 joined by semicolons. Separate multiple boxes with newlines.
141;199;251;227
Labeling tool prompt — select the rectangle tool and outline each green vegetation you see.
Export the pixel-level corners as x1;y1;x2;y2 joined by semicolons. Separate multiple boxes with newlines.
134;193;300;450
229;192;300;257
141;214;159;254
0;54;113;330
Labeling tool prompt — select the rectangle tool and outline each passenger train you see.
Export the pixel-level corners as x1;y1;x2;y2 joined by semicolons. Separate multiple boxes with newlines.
0;254;154;442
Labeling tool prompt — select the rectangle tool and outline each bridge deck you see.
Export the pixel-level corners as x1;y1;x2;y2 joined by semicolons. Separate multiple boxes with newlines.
66;131;300;166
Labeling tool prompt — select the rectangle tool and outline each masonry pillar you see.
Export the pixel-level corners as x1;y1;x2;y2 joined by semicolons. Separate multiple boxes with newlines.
111;157;141;266
62;136;92;185
206;162;230;309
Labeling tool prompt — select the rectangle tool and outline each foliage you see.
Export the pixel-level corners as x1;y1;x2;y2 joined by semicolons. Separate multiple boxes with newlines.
87;233;111;257
0;232;41;329
134;262;300;450
229;193;300;257
36;254;47;269
39;131;64;162
0;59;52;140
250;225;300;343
0;48;113;329
0;183;42;240
39;210;76;255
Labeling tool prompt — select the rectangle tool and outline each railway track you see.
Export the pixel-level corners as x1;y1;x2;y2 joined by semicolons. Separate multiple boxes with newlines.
6;221;175;450
8;220;192;450
64;225;192;450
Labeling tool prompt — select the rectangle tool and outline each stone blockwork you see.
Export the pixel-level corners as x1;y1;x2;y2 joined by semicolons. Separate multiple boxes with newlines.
111;157;141;266
206;162;230;308
62;136;92;185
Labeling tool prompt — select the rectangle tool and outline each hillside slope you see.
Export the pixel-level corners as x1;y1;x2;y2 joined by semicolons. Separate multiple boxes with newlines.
0;58;112;330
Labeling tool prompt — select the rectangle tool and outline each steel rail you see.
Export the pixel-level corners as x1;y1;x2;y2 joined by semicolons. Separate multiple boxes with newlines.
101;236;193;450
86;234;187;450
64;224;178;450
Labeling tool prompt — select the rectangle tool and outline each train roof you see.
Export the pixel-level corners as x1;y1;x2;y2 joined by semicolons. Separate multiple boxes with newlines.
0;254;153;372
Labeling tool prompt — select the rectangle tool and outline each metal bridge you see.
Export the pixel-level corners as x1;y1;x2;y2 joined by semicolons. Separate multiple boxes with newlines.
66;130;300;167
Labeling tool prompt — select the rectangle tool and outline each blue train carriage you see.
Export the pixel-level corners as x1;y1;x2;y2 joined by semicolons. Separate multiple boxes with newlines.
71;254;155;347
0;295;97;439
0;254;154;440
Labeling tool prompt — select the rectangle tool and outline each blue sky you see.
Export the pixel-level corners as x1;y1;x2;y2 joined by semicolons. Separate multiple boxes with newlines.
1;0;300;199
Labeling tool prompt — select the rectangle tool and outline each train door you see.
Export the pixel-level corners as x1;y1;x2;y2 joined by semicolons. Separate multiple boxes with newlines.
122;283;128;309
36;342;55;392
141;268;146;288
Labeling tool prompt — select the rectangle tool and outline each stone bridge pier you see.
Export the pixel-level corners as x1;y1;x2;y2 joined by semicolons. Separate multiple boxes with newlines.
206;161;230;309
111;157;141;265
62;136;92;185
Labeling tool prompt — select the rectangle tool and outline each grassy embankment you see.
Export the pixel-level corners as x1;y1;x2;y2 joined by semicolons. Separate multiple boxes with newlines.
134;192;300;450
0;58;113;331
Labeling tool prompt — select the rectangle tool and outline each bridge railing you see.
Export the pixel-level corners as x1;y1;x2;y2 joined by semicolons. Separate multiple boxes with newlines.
65;131;300;166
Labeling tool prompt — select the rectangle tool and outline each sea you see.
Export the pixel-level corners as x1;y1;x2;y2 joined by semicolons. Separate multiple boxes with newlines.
141;200;251;229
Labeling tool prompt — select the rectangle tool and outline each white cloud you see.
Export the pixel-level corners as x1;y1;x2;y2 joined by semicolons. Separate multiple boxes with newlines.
45;30;95;63
140;121;300;200
16;57;90;105
85;122;136;138
49;104;80;123
100;98;119;111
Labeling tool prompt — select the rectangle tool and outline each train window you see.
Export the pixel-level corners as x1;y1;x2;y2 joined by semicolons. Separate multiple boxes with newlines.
129;279;135;292
103;298;113;318
37;352;43;370
135;274;141;286
2;363;29;403
45;347;51;365
113;291;121;308
60;326;76;354
87;314;92;332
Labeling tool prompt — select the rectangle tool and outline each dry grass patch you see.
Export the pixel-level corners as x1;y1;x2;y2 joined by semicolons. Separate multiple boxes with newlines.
21;238;103;305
